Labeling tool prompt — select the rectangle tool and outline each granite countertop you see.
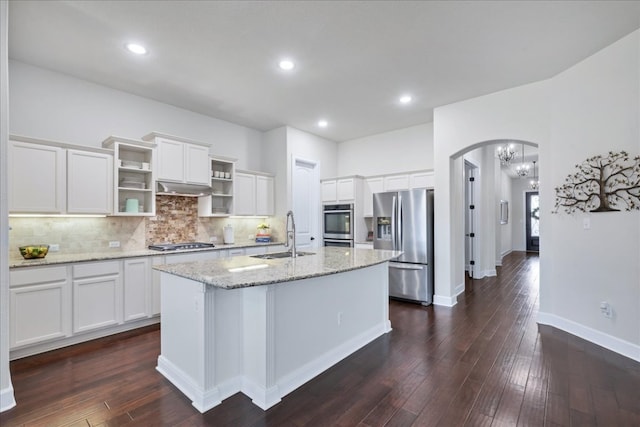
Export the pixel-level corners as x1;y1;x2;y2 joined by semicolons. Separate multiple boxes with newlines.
8;241;284;269
153;246;403;289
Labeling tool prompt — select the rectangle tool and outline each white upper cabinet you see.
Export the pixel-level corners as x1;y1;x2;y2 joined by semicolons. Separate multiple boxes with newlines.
9;140;65;213
156;138;184;182
383;174;410;192
185;144;211;184
321;177;363;203
363;177;384;217
233;170;275;216
234;171;256;215
66;149;113;214
9;137;112;215
256;175;275;216
143;133;210;186
409;171;434;189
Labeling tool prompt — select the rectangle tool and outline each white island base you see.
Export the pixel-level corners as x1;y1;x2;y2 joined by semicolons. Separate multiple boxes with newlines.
156;262;391;413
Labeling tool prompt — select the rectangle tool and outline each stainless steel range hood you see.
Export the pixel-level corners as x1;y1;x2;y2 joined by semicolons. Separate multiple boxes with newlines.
156;181;212;197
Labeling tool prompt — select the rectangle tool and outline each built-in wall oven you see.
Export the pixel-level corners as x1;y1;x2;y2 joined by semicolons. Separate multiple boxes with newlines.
323;203;354;246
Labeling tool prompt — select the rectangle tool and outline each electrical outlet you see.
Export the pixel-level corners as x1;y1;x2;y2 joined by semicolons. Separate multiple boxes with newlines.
49;244;60;252
248;234;255;240
583;218;591;230
109;241;120;248
337;312;343;325
210;236;218;243
600;301;612;318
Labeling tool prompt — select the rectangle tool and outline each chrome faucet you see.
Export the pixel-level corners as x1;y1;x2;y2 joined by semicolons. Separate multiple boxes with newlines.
285;210;297;258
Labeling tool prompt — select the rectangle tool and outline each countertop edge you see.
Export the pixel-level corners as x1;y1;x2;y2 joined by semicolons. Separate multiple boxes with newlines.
9;241;284;269
154;248;403;290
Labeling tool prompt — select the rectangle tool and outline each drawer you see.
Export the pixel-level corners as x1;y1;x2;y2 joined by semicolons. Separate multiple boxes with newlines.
73;260;120;278
10;265;68;287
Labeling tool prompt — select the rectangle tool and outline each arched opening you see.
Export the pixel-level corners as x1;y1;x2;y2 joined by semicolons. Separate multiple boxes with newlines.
440;139;540;300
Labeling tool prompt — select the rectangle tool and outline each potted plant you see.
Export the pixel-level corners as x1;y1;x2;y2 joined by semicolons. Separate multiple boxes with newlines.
257;222;270;236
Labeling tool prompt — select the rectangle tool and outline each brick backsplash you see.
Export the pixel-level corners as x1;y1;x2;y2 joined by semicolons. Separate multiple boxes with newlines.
145;195;199;245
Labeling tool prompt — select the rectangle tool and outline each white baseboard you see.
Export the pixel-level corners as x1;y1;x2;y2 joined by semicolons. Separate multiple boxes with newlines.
434;294;457;307
157;322;390;413
537;312;640;362
454;282;465;297
0;384;16;413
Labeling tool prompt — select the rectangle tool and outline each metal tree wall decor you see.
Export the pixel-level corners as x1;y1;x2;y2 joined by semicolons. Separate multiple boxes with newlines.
553;151;640;213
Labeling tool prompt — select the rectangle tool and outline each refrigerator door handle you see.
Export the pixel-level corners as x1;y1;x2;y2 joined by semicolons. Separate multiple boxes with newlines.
398;194;403;250
389;262;425;270
392;195;398;249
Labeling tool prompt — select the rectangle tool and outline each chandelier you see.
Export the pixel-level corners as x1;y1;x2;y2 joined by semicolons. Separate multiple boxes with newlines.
514;144;529;177
530;160;540;190
497;143;517;165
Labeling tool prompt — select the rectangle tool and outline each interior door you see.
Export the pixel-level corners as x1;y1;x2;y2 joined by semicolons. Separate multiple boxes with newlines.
464;161;477;277
526;191;540;252
292;157;319;249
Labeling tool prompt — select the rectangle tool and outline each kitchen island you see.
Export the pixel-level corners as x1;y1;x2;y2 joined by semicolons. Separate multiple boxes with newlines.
153;246;401;413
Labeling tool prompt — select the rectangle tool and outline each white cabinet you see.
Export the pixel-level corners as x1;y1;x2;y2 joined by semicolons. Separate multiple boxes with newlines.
9;138;112;214
102;137;156;216
234;172;256;215
409;171;434;189
9;266;71;348
198;156;236;217
256;175;275;216
66;149;113;214
156;138;184;182
185;144;211;184
363;177;384;217
143;133;210;185
321;177;363;203
383;174;410;191
233;170;275;216
8;140;65;213
123;258;150;322
72;261;122;333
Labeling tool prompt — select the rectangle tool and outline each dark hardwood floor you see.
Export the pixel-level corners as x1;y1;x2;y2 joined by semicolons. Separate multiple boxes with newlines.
2;252;639;426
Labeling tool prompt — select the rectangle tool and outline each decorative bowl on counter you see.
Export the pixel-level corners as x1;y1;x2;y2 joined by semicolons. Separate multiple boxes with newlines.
19;245;49;259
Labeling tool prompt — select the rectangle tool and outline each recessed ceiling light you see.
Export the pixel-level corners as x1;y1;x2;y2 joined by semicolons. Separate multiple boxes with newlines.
399;95;412;104
317;120;328;128
279;59;295;70
125;43;147;55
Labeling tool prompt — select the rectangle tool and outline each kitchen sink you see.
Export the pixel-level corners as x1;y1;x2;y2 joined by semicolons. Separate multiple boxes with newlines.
250;251;314;260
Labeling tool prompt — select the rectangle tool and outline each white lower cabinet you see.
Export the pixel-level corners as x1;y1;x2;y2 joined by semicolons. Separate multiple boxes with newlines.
123;258;150;322
9;265;71;348
72;261;122;333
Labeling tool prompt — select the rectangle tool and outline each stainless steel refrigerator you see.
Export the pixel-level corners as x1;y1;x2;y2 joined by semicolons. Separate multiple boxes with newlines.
373;189;434;305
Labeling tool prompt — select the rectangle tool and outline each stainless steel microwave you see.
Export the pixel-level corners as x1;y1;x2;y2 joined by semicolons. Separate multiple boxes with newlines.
323;203;353;240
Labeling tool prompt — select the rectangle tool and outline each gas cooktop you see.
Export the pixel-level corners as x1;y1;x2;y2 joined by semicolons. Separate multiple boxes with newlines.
148;242;215;251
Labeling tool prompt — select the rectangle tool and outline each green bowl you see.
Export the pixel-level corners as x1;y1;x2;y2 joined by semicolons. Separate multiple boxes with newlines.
19;245;49;259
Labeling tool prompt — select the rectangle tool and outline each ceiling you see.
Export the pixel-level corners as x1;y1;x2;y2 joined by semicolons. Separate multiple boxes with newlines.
8;1;640;142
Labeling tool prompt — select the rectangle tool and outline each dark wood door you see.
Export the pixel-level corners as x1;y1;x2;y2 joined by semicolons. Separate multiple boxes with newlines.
526;191;540;252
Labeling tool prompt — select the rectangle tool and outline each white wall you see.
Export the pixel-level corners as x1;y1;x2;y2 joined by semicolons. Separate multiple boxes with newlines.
434;30;639;360
9;61;264;170
542;30;639;354
286;127;338;180
337;122;433;176
262;126;288;215
0;0;16;413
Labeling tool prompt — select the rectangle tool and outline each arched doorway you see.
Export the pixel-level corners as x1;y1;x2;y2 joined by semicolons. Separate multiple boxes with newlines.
433;139;539;305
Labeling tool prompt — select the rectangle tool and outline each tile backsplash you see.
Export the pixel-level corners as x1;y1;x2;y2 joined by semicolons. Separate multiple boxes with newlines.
9;195;283;254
